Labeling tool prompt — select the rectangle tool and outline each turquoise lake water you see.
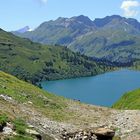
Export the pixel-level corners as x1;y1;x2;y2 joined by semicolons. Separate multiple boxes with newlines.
41;69;140;107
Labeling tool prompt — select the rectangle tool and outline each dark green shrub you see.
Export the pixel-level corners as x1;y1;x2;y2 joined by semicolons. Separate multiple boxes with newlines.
13;118;27;135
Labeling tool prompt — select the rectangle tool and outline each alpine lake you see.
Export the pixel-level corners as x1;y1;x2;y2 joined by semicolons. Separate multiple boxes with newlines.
41;69;140;107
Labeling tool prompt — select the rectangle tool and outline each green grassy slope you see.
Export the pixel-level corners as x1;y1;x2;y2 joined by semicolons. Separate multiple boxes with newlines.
0;28;112;84
0;71;72;121
0;71;113;140
0;71;74;139
112;89;140;109
0;71;112;123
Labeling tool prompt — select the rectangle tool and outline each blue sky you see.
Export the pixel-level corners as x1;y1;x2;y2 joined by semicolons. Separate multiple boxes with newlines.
0;0;140;31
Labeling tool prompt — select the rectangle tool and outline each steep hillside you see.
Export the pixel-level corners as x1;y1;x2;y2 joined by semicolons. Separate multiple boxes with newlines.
0;71;140;140
14;15;140;64
112;88;140;110
0;28;112;84
0;71;78;139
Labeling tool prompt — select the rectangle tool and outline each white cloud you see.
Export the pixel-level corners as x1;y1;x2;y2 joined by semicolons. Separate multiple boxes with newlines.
40;0;48;4
121;0;140;17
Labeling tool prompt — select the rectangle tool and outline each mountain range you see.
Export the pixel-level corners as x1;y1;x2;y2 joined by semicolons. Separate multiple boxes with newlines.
0;15;140;140
13;15;140;64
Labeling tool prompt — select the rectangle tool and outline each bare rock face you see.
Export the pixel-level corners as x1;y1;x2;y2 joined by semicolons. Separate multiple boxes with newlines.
61;128;115;140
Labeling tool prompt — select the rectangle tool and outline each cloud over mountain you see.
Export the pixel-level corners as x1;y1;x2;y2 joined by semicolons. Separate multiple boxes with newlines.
121;0;140;17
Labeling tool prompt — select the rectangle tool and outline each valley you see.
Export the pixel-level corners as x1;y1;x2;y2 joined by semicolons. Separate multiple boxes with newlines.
0;5;140;139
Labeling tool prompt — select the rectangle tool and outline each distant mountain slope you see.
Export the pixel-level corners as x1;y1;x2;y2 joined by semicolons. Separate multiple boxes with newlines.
112;88;140;109
0;28;112;84
14;15;140;63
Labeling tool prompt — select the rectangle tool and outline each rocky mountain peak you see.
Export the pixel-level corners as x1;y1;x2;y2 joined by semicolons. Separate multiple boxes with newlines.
93;15;123;27
16;26;32;33
50;15;94;28
71;15;94;26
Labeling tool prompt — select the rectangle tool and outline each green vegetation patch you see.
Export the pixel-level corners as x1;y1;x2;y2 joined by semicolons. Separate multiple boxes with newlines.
0;114;8;126
112;88;140;109
13;119;27;135
0;71;74;121
0;28;113;84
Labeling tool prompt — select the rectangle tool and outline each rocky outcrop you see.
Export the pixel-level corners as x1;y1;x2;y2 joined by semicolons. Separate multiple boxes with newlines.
3;126;13;135
0;122;15;138
61;128;115;140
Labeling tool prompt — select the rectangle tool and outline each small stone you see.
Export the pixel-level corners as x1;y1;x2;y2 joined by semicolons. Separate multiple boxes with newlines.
3;126;13;135
26;129;42;140
28;101;33;104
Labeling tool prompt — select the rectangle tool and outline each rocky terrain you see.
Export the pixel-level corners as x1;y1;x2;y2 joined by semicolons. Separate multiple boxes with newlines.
0;93;140;140
0;71;140;140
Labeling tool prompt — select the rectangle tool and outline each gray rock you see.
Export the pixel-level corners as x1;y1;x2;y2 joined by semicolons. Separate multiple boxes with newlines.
26;129;42;140
3;126;13;135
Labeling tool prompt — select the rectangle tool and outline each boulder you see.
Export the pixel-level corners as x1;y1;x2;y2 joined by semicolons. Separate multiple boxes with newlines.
94;128;115;140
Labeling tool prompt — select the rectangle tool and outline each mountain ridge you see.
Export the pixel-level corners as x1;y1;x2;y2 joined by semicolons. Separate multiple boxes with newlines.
13;15;140;64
